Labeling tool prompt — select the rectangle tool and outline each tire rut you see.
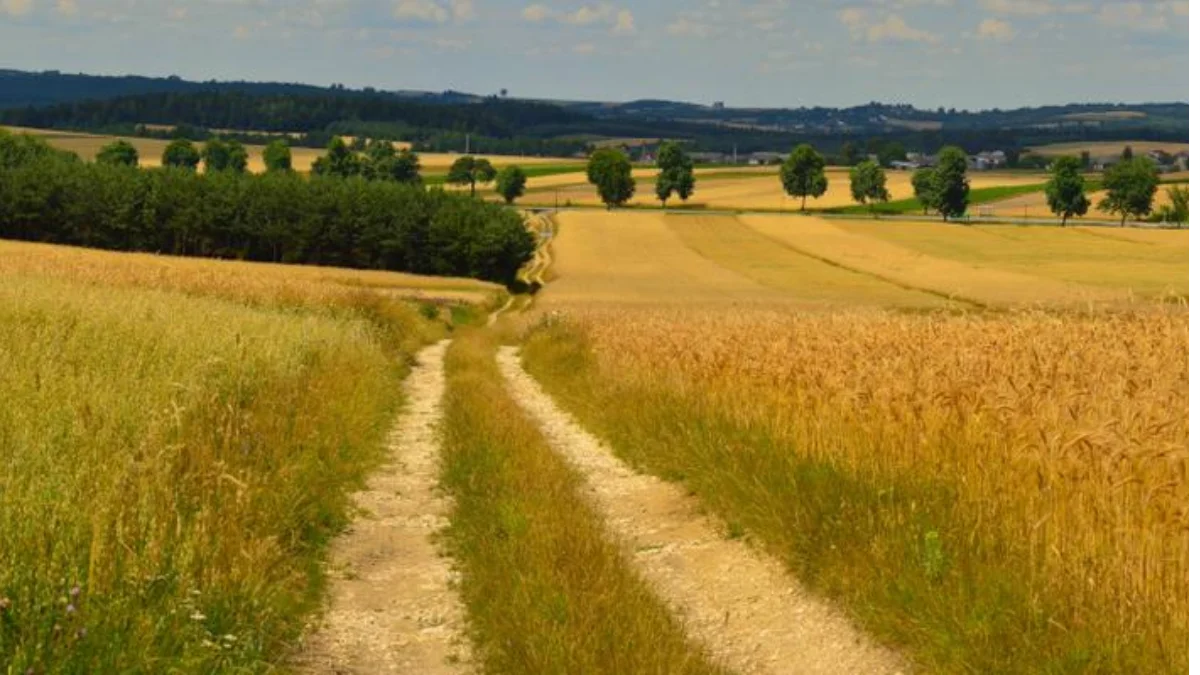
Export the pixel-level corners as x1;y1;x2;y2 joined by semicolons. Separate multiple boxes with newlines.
297;340;471;674
497;346;905;675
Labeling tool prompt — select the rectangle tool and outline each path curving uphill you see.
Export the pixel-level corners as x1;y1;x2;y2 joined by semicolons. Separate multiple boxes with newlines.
497;346;906;675
298;340;471;675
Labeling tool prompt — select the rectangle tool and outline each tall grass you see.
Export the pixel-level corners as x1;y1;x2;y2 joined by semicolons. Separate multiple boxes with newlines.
440;330;727;674
0;261;446;671
522;307;1188;673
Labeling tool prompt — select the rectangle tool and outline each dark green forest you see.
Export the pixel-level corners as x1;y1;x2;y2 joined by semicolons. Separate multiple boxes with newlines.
0;129;535;284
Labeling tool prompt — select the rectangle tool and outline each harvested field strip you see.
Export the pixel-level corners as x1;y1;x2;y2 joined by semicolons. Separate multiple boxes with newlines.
664;215;951;309
297;340;471;674
543;211;793;305
737;215;1112;307
498;347;905;675
440;331;725;675
835;220;1188;298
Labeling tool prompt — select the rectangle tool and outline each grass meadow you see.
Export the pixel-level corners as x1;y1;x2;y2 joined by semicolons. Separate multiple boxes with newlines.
0;242;471;671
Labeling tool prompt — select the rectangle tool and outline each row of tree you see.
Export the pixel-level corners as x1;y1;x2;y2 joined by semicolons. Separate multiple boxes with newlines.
582;141;1182;226
0;130;535;283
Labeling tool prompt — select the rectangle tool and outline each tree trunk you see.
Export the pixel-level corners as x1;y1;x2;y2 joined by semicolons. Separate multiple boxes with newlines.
1121;213;1128;227
1061;214;1068;227
801;195;807;212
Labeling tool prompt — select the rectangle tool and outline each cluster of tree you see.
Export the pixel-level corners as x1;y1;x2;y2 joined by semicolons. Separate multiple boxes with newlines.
654;141;696;206
0;130;535;284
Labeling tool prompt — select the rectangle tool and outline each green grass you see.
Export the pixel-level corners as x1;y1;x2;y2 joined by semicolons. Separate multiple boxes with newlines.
426;163;586;187
439;330;726;674
0;274;444;672
522;322;1183;674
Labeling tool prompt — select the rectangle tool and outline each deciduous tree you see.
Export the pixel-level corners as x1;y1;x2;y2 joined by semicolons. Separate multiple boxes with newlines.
780;144;828;212
495;165;527;205
654;141;696;207
932;146;970;220
96;140;139;167
447;156;498;197
911;167;937;215
587;148;636;209
850;160;890;215
1099;156;1159;226
262;140;292;173
162;139;200;171
1044;156;1089;226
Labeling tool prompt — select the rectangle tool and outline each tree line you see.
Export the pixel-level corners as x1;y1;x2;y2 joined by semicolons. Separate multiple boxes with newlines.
0;130;536;284
582;142;1185;226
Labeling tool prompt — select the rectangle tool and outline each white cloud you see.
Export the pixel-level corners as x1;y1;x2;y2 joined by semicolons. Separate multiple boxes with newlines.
573;42;596;53
450;0;475;21
1;0;31;16
667;15;713;37
842;10;939;44
979;0;1053;15
1097;2;1173;30
521;3;550;21
394;0;448;22
976;17;1015;40
613;8;635;34
55;0;79;16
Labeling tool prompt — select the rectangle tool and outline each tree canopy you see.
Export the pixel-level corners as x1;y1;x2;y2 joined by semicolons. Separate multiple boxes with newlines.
447;156;498;197
162;139;200;171
1044;156;1089;225
587;148;636;209
1098;156;1159;226
911;167;937;215
201;138;248;173
932;146;970;220
262;140;292;173
850;160;890;214
654;141;696;207
780;144;828;212
96;140;139;167
495;165;528;205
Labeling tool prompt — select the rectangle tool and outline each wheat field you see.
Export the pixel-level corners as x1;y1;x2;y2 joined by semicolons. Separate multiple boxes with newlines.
0;243;460;671
522;305;1187;673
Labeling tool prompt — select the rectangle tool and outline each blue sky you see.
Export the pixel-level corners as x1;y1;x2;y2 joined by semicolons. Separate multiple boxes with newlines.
0;0;1189;108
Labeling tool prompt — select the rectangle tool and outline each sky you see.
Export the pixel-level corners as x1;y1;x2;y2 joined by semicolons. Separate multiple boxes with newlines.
0;0;1189;109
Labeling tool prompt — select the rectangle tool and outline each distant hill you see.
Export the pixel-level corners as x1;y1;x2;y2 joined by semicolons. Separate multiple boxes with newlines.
0;69;1187;157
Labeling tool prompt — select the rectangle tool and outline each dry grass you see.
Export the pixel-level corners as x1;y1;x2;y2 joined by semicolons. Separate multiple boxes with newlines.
0;263;447;671
834;220;1189;299
440;329;727;674
1027;141;1189;157
523;306;1188;673
2;126;572;174
0;240;502;308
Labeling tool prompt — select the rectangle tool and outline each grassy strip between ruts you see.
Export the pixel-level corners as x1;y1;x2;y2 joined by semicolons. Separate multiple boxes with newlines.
521;317;1185;675
0;273;453;672
439;329;727;675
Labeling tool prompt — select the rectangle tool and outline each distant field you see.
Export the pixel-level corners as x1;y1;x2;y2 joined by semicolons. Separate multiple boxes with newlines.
985;184;1185;220
1028;140;1189;157
2;126;575;174
523;169;1045;211
835;219;1189;298
544;211;1183;308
